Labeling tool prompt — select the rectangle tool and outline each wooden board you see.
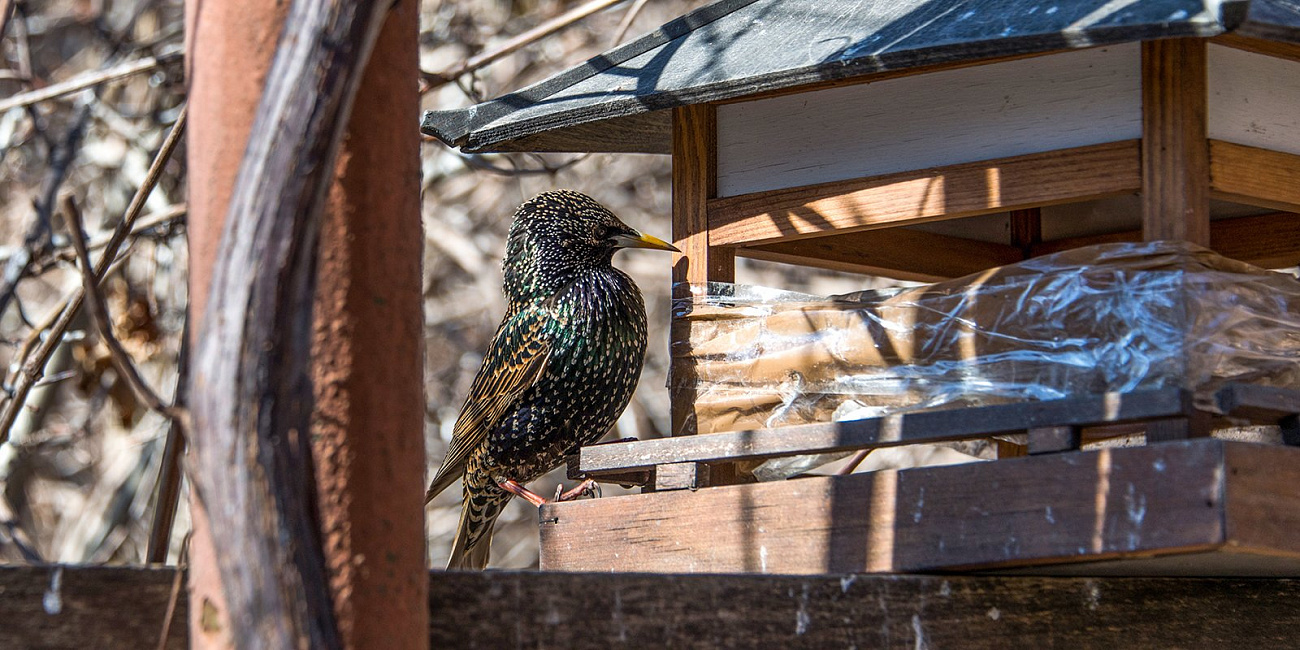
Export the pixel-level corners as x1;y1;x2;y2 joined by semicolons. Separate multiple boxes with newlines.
740;227;1023;282
1208;44;1300;157
547;440;1280;574
715;44;1141;197
0;566;185;649
1141;38;1210;244
431;571;1300;649
6;565;1300;649
1029;211;1300;269
1210;140;1300;213
577;389;1192;480
708;141;1141;247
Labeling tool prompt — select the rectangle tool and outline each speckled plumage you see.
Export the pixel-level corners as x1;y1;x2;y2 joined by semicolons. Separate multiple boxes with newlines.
426;190;673;570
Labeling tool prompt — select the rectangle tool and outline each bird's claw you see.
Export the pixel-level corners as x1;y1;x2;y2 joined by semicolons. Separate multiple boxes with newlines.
555;478;600;502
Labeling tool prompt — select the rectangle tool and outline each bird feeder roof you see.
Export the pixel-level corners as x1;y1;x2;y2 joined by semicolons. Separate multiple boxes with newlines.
421;0;1300;155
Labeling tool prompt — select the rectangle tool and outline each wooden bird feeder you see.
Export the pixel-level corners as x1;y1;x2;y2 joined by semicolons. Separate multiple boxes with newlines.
423;0;1300;577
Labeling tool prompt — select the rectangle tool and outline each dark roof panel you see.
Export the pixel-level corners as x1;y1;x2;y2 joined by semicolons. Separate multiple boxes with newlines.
423;0;1297;155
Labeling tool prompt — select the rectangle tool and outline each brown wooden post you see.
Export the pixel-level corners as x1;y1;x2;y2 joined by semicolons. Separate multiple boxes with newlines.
1141;38;1210;244
185;0;426;647
670;104;733;436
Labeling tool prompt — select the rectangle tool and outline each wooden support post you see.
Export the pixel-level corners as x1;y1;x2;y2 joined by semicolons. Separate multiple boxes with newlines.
671;104;732;436
1009;207;1042;258
1141;39;1210;245
185;0;426;648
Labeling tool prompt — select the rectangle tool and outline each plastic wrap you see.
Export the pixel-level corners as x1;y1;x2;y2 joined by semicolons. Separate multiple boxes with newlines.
670;241;1300;444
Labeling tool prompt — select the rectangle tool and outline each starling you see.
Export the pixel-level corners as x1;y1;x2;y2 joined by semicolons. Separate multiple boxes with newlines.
426;190;677;570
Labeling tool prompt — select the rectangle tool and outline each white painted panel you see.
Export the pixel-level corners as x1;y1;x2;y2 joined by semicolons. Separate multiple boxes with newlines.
1208;45;1300;156
716;44;1142;198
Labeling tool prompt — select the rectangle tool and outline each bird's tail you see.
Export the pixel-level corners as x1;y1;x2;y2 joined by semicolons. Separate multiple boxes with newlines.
446;491;507;570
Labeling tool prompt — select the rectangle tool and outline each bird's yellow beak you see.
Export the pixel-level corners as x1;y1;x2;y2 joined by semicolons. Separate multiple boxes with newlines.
611;231;680;252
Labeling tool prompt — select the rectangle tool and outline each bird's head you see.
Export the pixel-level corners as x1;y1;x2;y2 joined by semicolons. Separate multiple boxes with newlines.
504;190;677;297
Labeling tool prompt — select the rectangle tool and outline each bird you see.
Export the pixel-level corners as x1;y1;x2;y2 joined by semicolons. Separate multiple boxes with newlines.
426;189;678;570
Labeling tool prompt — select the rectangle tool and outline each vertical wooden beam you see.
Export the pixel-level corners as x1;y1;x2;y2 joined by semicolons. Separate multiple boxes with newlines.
671;104;732;288
1009;207;1042;258
670;105;731;436
1141;38;1210;245
310;0;428;647
184;0;289;644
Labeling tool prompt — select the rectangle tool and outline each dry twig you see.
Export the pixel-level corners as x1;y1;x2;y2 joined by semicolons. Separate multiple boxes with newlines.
0;105;187;446
421;0;626;90
0;46;183;113
155;531;190;650
61;195;180;420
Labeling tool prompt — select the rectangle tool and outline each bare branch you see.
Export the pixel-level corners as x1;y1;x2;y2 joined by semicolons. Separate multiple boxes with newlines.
421;0;626;91
0;104;187;446
0;45;183;113
610;0;651;46
61;195;178;419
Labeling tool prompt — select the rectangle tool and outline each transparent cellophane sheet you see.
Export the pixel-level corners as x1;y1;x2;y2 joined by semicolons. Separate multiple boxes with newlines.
670;242;1300;477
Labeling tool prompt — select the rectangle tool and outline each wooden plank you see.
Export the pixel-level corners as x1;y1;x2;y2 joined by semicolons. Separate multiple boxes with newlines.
1210;140;1300;213
671;104;730;437
1215;383;1300;422
432;571;1300;649
715;44;1141;197
1208;44;1300;157
1029;211;1300;269
708;140;1142;247
1141;38;1210;245
740;228;1023;282
1213;33;1300;63
577;388;1191;478
1225;442;1300;558
0;566;185;649
546;440;1234;574
10;565;1300;649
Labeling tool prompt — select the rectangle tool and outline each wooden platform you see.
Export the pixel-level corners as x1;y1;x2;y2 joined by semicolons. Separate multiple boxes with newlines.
543;438;1300;576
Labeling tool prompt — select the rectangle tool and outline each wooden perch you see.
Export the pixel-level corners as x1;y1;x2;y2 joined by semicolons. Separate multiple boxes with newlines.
187;0;390;647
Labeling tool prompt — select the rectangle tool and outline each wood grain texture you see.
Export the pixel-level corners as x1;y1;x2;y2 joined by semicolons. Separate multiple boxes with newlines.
670;104;730;436
1208;44;1300;156
431;571;1300;649
1210;140;1300;212
707;141;1141;247
715;44;1141;197
0;566;185;649
1213;33;1300;63
546;440;1242;574
6;566;1300;649
741;227;1022;282
1029;211;1300;269
1141;38;1210;244
577;388;1193;478
1226;441;1300;557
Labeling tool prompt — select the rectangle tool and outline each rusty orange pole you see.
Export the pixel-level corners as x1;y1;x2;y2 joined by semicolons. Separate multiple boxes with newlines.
184;0;427;647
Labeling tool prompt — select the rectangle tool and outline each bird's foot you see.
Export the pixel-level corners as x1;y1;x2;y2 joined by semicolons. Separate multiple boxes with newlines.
498;479;550;507
554;478;600;502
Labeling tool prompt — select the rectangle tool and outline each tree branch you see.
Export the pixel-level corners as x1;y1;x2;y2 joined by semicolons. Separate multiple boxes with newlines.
188;1;390;647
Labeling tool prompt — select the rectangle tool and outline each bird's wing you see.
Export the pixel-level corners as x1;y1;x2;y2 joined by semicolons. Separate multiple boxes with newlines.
426;303;555;502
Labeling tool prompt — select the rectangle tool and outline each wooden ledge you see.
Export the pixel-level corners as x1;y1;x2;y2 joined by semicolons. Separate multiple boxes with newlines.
708;141;1141;247
544;439;1300;576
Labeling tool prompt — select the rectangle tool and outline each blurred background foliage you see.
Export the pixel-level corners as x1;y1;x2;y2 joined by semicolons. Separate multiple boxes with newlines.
0;0;885;569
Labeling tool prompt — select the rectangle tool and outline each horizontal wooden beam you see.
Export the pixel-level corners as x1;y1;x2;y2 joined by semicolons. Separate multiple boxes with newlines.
1210;140;1300;213
1212;33;1300;64
8;566;1300;648
545;440;1300;576
577;389;1193;479
1029;211;1300;269
741;227;1023;282
708;140;1141;247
